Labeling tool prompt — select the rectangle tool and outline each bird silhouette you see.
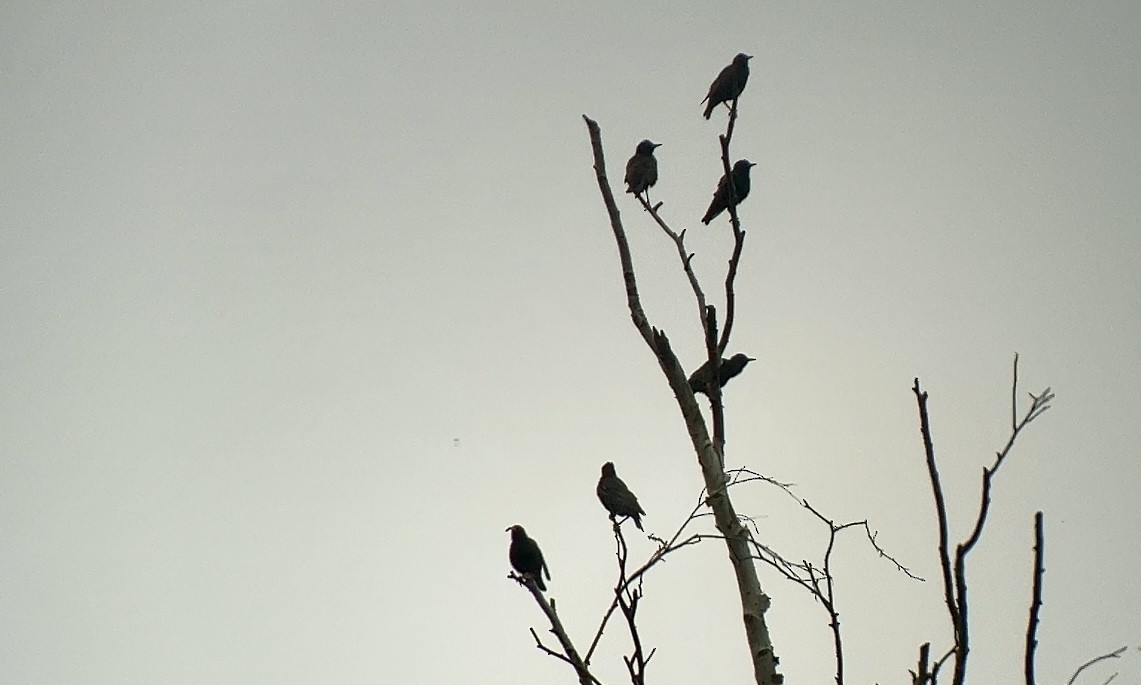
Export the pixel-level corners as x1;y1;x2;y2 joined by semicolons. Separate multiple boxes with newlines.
506;525;550;591
702;53;752;119
688;353;756;395
596;462;645;531
702;160;756;225
625;139;661;198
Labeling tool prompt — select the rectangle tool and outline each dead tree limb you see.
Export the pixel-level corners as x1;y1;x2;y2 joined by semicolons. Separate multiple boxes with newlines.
583;114;779;685
913;355;1054;685
509;573;602;685
611;524;652;685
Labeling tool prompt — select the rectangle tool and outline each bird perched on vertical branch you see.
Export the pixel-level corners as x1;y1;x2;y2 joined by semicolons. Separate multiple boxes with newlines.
596;462;645;531
702;53;752;119
689;353;756;395
506;525;550;591
701;160;757;225
624;139;661;198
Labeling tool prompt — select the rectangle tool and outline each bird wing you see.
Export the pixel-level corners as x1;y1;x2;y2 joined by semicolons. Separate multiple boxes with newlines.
624;156;638;187
616;477;644;514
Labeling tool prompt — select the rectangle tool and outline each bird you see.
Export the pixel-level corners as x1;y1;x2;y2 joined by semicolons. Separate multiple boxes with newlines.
688;353;756;396
596;462;646;531
701;160;756;225
625;139;661;198
506;525;550;591
702;53;752;119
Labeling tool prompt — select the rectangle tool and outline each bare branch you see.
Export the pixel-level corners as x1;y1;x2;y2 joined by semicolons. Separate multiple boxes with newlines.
585;113;779;685
911;642;931;685
636;194;709;333
612;524;649;685
582;115;654;351
585;493;711;664
509;573;602;685
704;305;727;460
718;473;923;685
1025;511;1045;685
914;355;1055;685
727;468;923;581
912;379;960;634
931;645;956;682
715;106;748;354
530;627;577;666
1011;351;1019;430
718;225;747;354
960;358;1054;555
1067;646;1127;685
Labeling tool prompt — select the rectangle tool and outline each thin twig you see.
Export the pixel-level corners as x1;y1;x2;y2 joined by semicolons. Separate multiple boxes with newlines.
636;195;709;334
1067;646;1127;685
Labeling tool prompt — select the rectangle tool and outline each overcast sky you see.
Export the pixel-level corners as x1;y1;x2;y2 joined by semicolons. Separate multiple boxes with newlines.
2;2;1139;684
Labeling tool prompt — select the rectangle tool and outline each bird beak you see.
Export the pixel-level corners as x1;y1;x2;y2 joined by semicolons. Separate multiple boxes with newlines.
653;142;663;149
748;162;757;168
747;356;756;361
746;54;754;60
504;526;511;532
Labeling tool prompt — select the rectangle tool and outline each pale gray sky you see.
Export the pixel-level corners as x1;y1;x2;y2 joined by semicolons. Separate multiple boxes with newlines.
2;2;1139;683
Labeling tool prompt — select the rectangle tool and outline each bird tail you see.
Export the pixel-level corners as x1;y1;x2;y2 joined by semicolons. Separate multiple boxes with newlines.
634;515;644;531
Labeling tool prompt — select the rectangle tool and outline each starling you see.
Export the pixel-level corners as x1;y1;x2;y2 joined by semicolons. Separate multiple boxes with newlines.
625;139;662;197
701;160;756;225
596;462;646;531
506;525;550;591
702;53;752;119
688;353;756;396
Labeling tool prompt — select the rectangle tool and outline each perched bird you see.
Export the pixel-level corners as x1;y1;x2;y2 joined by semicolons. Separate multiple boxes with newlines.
701;160;756;225
506;525;550;591
596;462;646;531
702;53;752;119
625;139;662;197
688;353;756;396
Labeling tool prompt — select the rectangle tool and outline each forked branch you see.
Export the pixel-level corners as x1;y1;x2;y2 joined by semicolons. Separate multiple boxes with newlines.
913;354;1054;685
584;112;778;685
509;573;601;685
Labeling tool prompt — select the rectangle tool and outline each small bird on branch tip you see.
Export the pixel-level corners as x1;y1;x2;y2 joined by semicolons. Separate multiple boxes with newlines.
701;160;756;225
625;139;661;198
597;462;646;531
688;353;756;395
702;53;752;119
506;524;550;591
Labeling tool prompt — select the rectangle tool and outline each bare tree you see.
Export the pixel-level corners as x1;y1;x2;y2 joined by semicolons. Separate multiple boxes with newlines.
499;56;1121;685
